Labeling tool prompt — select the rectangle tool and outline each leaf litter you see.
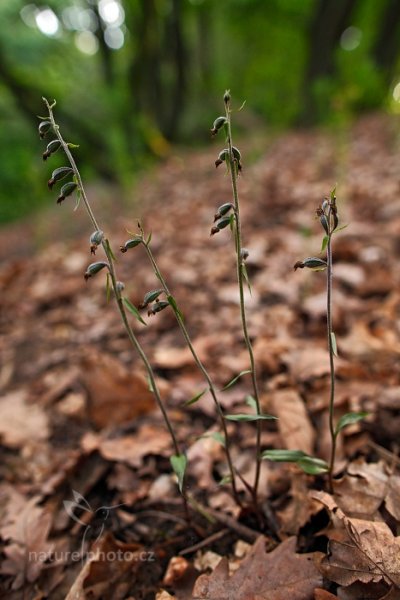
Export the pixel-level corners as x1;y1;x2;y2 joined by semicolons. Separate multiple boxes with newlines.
1;114;400;597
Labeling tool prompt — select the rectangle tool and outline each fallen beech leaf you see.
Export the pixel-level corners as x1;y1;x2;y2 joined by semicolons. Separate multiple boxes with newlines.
312;491;400;590
192;536;322;600
0;390;49;447
0;496;53;590
88;423;172;467
80;350;156;428
270;389;315;454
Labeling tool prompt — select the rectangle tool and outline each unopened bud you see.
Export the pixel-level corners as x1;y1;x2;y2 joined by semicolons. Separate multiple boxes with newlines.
294;257;327;271
48;167;74;190
84;261;109;281
211;116;227;136
214;202;233;221
43;139;61;161
139;289;164;309
57;181;78;204
147;301;169;316
320;214;329;234
241;248;249;261
224;90;231;105
116;281;125;293
39;121;52;139
90;230;104;255
120;236;142;253
215;149;228;168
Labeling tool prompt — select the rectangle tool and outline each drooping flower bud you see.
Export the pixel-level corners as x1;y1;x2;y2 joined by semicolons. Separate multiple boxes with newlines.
116;281;125;293
43;139;61;161
215;149;228;168
214;202;233;222
48;167;74;190
210;216;232;235
39;121;52;139
84;261;109;281
57;181;78;204
120;236;142;253
139;289;164;309
89;230;104;255
294;257;327;271
241;248;249;261
147;301;169;316
211;116;227;136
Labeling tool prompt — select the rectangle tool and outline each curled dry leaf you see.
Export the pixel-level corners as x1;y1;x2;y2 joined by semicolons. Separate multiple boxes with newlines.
311;491;400;593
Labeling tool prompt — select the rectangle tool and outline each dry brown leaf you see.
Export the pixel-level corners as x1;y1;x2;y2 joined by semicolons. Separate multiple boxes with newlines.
0;495;54;590
0;390;49;448
65;532;142;600
83;422;172;467
80;350;156;428
270;389;315;454
312;491;400;591
192;536;322;600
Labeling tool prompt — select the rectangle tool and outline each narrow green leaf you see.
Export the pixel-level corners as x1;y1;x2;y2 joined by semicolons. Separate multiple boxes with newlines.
146;375;155;393
146;232;152;245
222;370;251;391
225;413;277;422
67;142;80;148
330;185;337;201
170;454;187;493
262;449;307;462
332;224;348;234
246;395;257;410
297;456;329;475
330;331;338;357
321;235;328;252
335;412;369;437
167;295;185;321
262;449;328;474
104;239;116;261
122;297;147;326
73;187;81;212
183;389;207;407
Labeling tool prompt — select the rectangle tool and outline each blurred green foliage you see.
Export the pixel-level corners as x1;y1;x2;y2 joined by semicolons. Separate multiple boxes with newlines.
1;0;400;223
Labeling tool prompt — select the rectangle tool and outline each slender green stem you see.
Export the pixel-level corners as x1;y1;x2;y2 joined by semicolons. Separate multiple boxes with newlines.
44;99;187;512
142;240;243;506
326;229;336;493
224;100;262;502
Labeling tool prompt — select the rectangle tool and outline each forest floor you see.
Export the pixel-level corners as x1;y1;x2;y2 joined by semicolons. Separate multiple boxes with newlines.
1;113;400;599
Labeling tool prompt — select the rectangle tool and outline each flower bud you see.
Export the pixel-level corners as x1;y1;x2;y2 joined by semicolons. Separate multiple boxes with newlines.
90;230;104;255
57;181;78;204
214;202;233;221
84;261;109;281
139;289;164;309
48;167;74;190
211;116;227;136
147;301;169;316
39;121;52;139
43;139;61;161
116;281;125;293
120;236;142;253
241;248;249;261
294;257;327;271
320;214;329;234
215;149;228;168
224;90;231;105
216;216;231;230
